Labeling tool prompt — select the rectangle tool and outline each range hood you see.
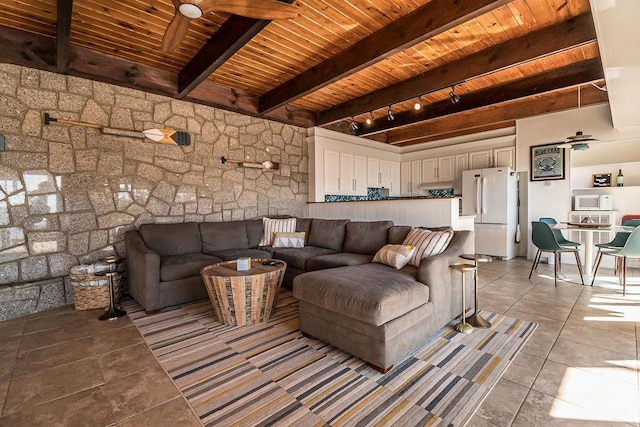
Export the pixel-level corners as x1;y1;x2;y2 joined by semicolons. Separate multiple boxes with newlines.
418;181;455;190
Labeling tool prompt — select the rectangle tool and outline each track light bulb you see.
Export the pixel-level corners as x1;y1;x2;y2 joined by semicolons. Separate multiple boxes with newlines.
365;116;372;125
387;106;394;121
414;96;422;110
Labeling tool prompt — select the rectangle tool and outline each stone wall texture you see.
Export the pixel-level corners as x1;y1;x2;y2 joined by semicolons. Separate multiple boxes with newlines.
0;64;309;320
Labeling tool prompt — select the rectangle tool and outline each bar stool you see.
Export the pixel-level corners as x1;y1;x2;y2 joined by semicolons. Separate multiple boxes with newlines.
97;256;126;321
449;263;476;334
460;253;493;328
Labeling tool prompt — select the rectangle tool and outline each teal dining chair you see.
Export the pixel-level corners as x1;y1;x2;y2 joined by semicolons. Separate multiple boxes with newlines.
529;221;585;287
611;226;640;296
591;219;640;286
539;217;581;248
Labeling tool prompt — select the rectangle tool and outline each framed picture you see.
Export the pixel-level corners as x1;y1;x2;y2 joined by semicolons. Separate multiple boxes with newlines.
593;173;611;187
530;143;565;181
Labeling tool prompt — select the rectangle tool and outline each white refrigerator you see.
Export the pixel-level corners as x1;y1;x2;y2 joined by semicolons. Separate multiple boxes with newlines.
462;167;518;260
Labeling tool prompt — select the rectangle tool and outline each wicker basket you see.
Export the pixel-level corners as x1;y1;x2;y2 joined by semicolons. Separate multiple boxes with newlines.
70;267;123;311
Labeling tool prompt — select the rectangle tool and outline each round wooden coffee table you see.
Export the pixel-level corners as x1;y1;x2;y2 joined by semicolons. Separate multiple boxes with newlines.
200;258;286;326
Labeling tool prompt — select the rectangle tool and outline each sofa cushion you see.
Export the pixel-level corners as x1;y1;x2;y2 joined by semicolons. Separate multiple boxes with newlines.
245;219;264;248
306;253;373;271
271;246;336;270
209;248;272;261
296;217;312;236
159;253;221;282
293;263;429;326
307;219;350;252
200;221;249;253
139;223;202;257
403;228;454;267
273;231;305;248
372;244;415;269
259;217;297;246
343;221;393;255
388;226;412;244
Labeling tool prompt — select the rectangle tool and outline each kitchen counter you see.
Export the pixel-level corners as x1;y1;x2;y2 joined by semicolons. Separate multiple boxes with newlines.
307;197;474;231
309;196;461;203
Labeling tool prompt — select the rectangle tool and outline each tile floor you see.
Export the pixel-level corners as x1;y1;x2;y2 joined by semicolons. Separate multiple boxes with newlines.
0;258;638;426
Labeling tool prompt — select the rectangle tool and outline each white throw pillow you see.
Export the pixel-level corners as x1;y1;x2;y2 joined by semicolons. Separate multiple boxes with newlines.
272;231;305;248
259;217;297;246
402;228;454;267
372;244;416;269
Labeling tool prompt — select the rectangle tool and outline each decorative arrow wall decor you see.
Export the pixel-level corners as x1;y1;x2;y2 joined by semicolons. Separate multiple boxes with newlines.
221;156;279;170
43;113;191;146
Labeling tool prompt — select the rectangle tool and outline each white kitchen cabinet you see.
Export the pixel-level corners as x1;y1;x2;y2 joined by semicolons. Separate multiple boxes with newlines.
400;161;412;195
379;160;391;189
338;153;367;196
411;160;422;195
469;147;515;169
324;150;340;194
367;158;380;187
390;161;400;196
354;155;367;195
420;155;454;183
469;149;493;169
421;158;438;183
494;146;515;169
438;155;454;181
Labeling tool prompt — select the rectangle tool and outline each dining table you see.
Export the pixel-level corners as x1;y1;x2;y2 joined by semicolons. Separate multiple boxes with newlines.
554;223;634;281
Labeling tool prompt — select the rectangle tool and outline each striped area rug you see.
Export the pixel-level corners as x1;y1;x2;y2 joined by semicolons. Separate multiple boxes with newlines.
124;291;536;426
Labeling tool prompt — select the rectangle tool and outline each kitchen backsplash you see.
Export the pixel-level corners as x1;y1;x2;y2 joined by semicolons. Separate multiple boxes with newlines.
324;188;454;202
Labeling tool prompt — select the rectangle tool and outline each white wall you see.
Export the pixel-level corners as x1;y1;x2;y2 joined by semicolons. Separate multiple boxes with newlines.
516;103;640;259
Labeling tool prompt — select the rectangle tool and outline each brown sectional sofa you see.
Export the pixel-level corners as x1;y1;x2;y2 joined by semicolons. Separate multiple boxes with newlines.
125;217;474;371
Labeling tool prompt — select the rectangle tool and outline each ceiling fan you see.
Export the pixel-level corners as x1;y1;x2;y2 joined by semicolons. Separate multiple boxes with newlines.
556;85;599;151
162;0;300;52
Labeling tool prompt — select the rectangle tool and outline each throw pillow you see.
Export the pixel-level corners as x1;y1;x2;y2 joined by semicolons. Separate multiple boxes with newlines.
272;231;305;248
402;228;454;267
259;217;297;246
372;244;415;269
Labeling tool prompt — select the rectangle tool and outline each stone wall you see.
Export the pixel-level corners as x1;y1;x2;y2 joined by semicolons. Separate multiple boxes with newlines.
0;64;309;320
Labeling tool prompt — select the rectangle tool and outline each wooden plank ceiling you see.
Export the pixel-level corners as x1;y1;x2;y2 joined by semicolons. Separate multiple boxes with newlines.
0;0;609;147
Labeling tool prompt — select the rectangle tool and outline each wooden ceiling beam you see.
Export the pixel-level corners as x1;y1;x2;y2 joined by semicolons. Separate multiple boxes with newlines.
317;12;597;126
56;0;73;74
258;0;510;114
177;0;295;99
177;17;268;99
387;85;609;146
0;25;315;128
391;121;517;146
357;58;604;137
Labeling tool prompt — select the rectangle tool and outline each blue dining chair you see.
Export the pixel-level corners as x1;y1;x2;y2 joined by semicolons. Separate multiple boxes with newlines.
591;219;640;286
539;217;581;248
611;226;640;296
529;221;585;287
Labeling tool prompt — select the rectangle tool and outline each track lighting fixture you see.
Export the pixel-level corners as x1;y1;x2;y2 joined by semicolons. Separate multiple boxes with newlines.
449;86;460;104
413;96;422;110
387;106;394;121
350;119;359;131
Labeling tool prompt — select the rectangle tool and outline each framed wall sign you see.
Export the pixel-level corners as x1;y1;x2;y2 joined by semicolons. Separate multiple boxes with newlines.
593;173;611;187
530;143;565;181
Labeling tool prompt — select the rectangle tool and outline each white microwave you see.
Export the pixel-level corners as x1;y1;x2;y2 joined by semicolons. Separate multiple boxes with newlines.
574;194;613;211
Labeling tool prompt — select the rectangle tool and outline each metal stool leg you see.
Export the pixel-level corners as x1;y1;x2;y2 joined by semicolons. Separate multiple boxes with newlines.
99;272;127;321
454;270;473;334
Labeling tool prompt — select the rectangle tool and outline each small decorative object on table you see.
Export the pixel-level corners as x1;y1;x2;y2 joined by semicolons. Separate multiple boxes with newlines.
236;257;251;271
449;263;476;334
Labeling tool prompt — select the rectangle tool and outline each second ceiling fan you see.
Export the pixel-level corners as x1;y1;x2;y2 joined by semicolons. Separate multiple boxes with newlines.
162;0;300;52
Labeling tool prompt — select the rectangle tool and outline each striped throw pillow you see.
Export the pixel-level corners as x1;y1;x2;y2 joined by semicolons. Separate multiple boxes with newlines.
402;228;454;267
273;231;305;248
372;244;415;269
259;217;297;246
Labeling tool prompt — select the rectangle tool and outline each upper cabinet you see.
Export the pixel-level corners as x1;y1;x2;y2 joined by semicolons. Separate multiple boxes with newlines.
367;158;380;187
323;150;367;196
469;147;515;170
401;161;423;195
420;155;454;183
390;161;400;196
324;150;340;194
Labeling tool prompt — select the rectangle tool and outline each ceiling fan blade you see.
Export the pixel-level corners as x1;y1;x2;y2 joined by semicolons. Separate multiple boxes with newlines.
200;0;300;20
161;8;192;52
